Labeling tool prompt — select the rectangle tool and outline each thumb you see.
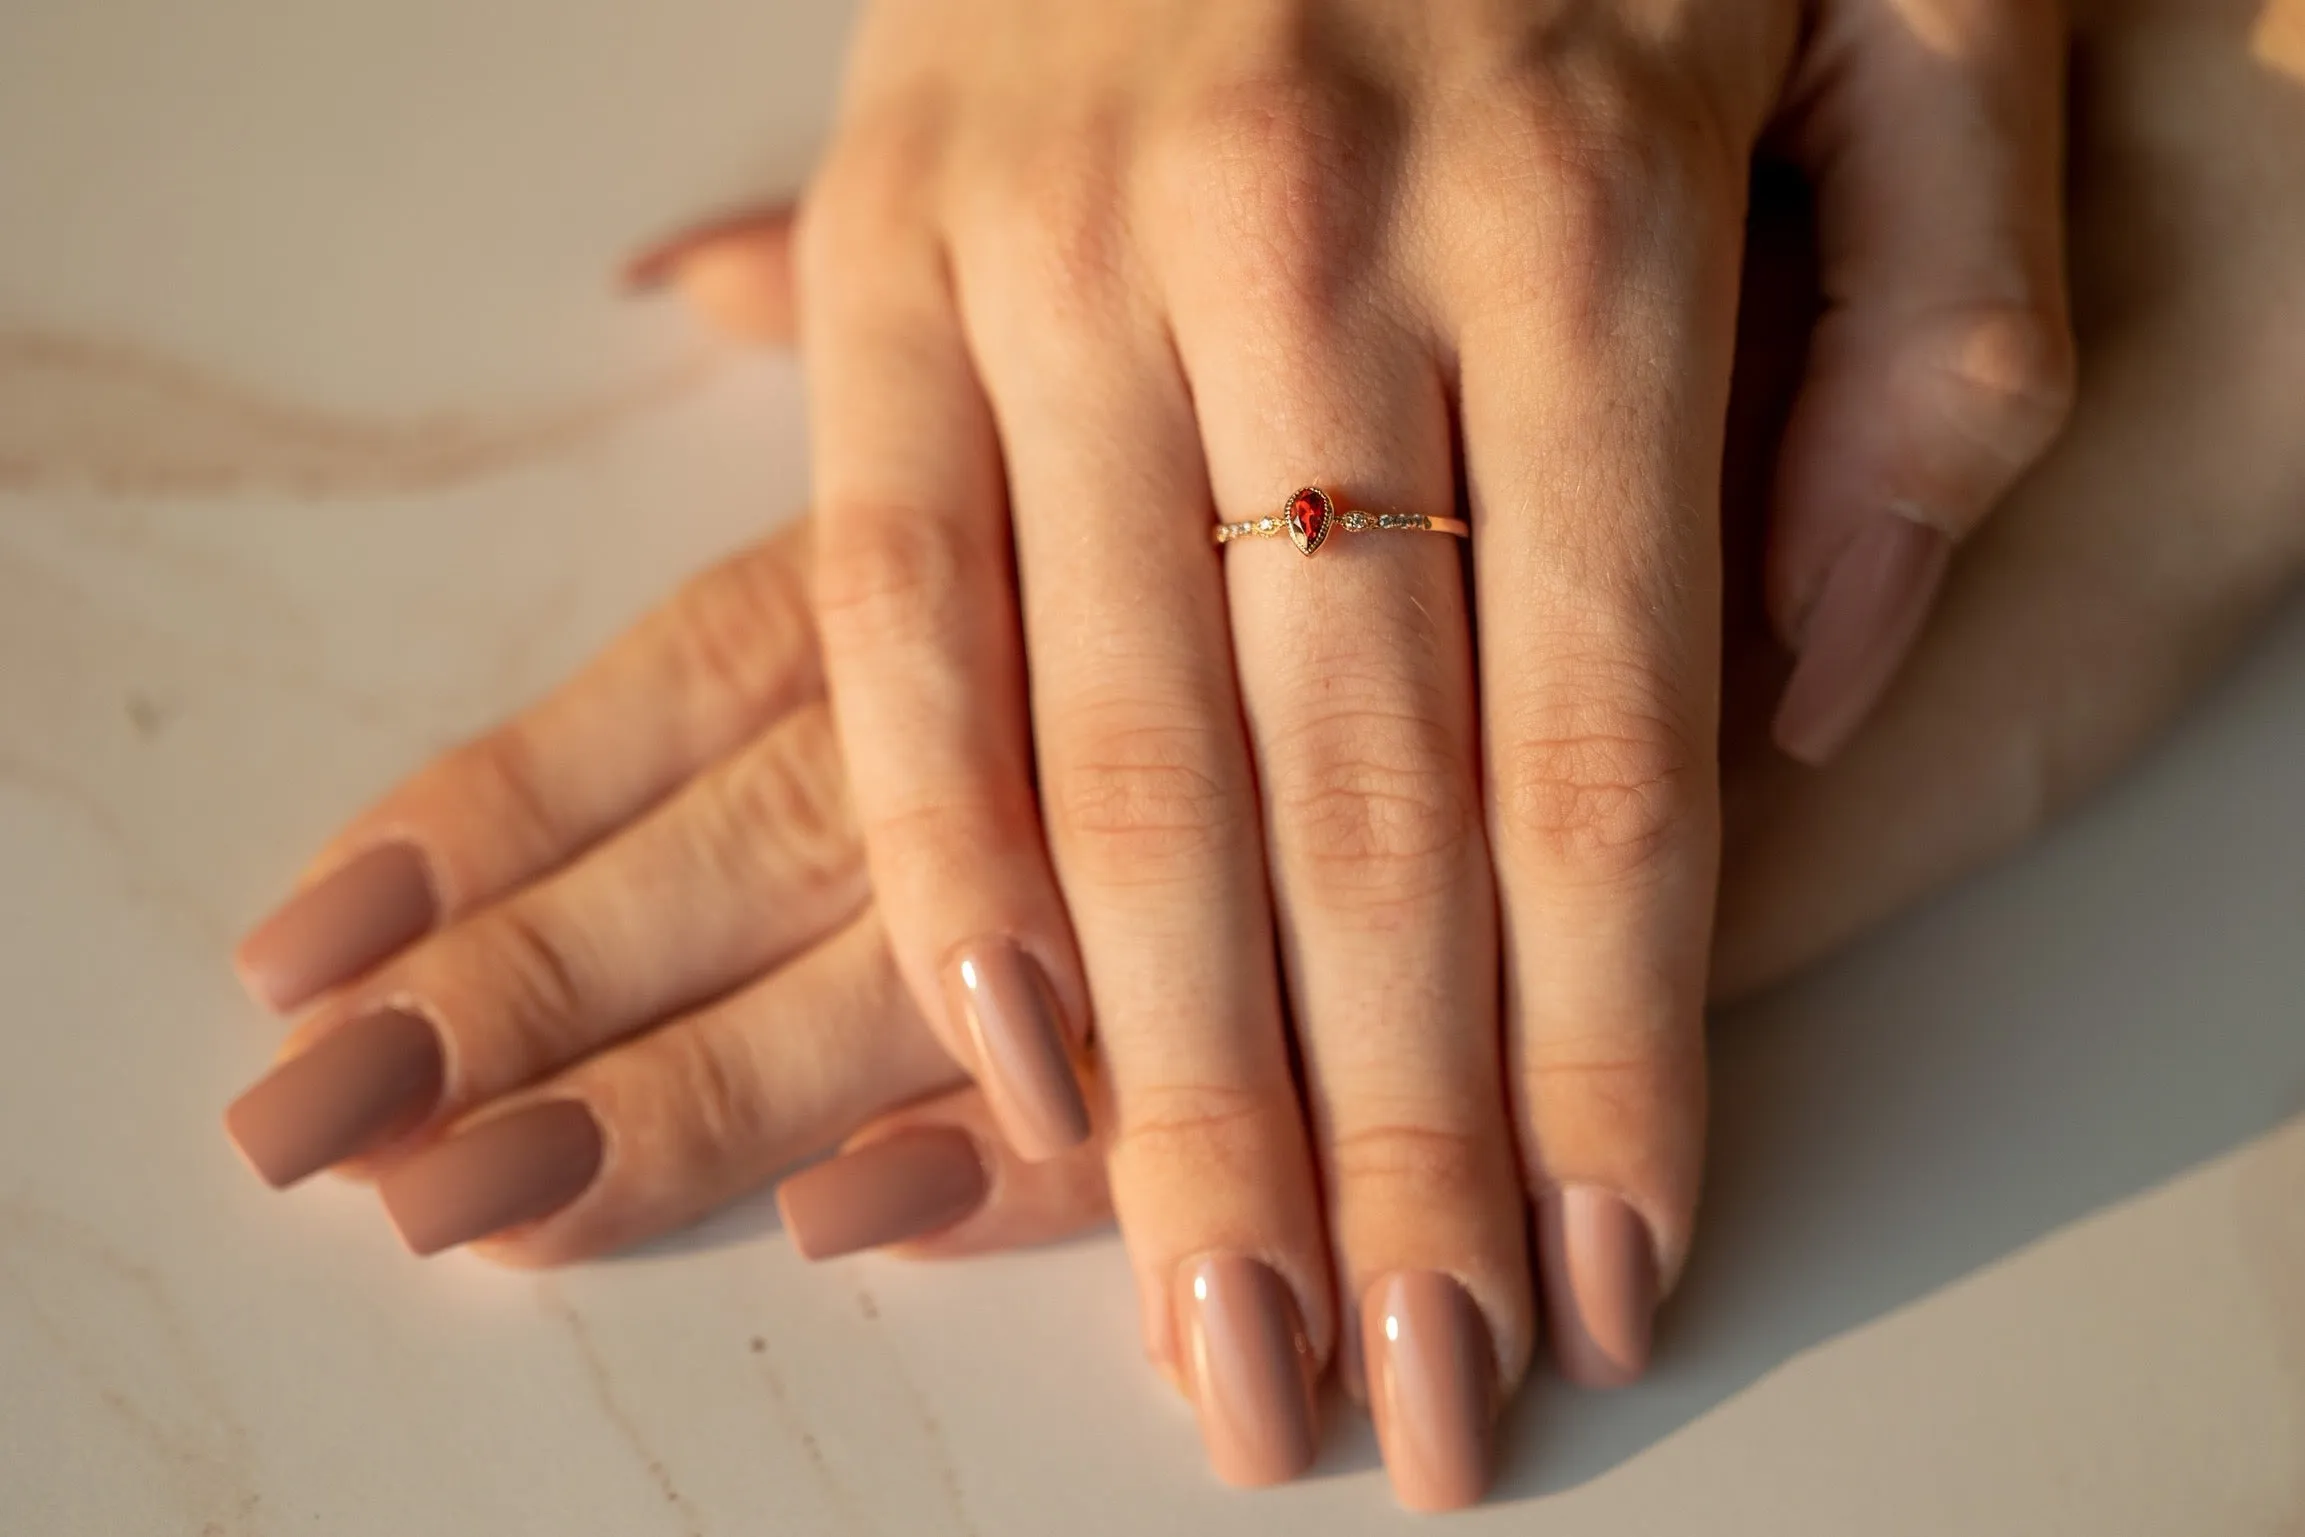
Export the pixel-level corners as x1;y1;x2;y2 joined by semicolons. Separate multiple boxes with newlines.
1768;0;2076;764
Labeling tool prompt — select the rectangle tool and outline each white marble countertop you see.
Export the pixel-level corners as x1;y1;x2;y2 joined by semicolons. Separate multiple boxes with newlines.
3;2;2301;1532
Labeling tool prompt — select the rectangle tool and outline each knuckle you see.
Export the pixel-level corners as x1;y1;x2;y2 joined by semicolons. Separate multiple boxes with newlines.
1270;708;1476;904
1493;704;1699;884
480;899;592;1055
1452;62;1720;321
814;496;1000;649
978;134;1131;315
655;1025;768;1166
1047;717;1246;886
1113;1081;1283;1179
694;704;862;897
1939;302;2078;457
453;726;568;867
1325;1118;1492;1198
665;540;818;715
800;110;942;273
1157;70;1385;320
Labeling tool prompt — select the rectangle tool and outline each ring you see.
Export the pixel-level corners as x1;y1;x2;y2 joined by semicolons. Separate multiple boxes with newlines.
1213;486;1471;557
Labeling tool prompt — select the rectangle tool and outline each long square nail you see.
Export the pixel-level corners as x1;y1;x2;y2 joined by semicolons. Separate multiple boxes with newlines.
224;1007;443;1188
236;841;439;1012
776;1127;989;1260
378;1100;602;1256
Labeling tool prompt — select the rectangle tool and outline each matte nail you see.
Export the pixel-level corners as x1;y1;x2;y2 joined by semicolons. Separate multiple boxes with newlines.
1362;1272;1495;1512
378;1100;602;1256
236;841;439;1013
1773;513;1953;765
1537;1187;1659;1389
941;940;1089;1162
224;1008;443;1188
776;1127;990;1261
1174;1255;1318;1488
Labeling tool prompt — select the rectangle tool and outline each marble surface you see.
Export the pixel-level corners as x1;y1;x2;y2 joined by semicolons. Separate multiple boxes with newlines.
3;2;2302;1532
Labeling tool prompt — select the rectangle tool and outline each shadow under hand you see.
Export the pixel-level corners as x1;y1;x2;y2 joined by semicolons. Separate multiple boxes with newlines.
1505;587;2305;1495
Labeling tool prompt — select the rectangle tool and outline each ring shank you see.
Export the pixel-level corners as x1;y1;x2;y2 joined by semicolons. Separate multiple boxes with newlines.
1213;512;1470;545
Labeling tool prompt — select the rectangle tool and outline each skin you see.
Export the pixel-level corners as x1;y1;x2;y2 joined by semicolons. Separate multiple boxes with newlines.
795;0;2074;1448
230;0;2304;1506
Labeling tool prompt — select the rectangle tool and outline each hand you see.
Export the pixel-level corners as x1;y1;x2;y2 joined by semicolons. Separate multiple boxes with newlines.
223;0;2305;1507
788;0;2069;1501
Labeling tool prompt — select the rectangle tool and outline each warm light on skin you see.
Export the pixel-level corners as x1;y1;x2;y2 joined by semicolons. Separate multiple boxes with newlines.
1882;0;1977;61
1384;1315;1401;1344
2253;0;2305;83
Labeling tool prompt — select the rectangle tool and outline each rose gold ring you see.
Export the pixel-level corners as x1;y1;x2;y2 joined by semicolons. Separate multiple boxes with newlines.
1212;486;1470;557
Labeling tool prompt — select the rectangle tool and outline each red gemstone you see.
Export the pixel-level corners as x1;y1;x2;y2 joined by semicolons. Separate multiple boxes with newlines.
1288;488;1329;553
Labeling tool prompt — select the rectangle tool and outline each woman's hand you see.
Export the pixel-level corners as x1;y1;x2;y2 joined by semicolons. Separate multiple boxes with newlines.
790;0;2070;1498
222;0;2305;1507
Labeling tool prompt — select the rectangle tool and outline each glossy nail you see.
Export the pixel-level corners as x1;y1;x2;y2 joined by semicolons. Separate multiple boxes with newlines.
1537;1187;1659;1389
236;841;438;1012
378;1100;602;1256
941;940;1089;1162
1174;1255;1318;1488
1773;512;1954;765
776;1127;990;1261
1362;1272;1495;1512
224;1008;443;1188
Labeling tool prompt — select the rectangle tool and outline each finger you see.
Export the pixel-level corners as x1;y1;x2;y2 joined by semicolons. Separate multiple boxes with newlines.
943;139;1326;1486
776;1082;1114;1262
1151;82;1527;1508
802;137;1095;1167
374;910;962;1263
234;526;822;1012
1444;87;1744;1391
223;702;867;1188
626;204;799;346
1767;0;2075;763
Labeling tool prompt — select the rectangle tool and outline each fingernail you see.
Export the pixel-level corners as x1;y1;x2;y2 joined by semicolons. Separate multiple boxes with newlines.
1773;513;1953;766
775;1127;990;1261
941;940;1089;1163
1174;1254;1318;1488
235;841;439;1013
378;1100;602;1256
1362;1272;1495;1512
224;1008;444;1188
1537;1187;1659;1389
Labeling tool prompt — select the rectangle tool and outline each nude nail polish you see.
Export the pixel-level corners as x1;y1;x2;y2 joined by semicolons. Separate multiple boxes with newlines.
941;940;1089;1163
1773;513;1953;766
235;841;438;1013
1537;1187;1659;1389
1362;1272;1495;1512
1174;1255;1318;1488
776;1127;990;1261
378;1100;602;1256
224;1007;443;1188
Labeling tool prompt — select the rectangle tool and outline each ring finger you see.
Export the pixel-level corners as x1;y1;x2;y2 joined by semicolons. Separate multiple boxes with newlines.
1160;120;1531;1511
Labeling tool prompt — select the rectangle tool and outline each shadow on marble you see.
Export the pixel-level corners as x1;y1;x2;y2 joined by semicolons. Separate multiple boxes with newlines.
1491;586;2305;1500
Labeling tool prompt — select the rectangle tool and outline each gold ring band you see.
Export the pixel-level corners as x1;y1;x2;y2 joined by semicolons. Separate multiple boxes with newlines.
1213;486;1469;557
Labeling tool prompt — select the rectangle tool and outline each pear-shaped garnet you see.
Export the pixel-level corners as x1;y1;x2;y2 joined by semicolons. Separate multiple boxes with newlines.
1286;487;1331;555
